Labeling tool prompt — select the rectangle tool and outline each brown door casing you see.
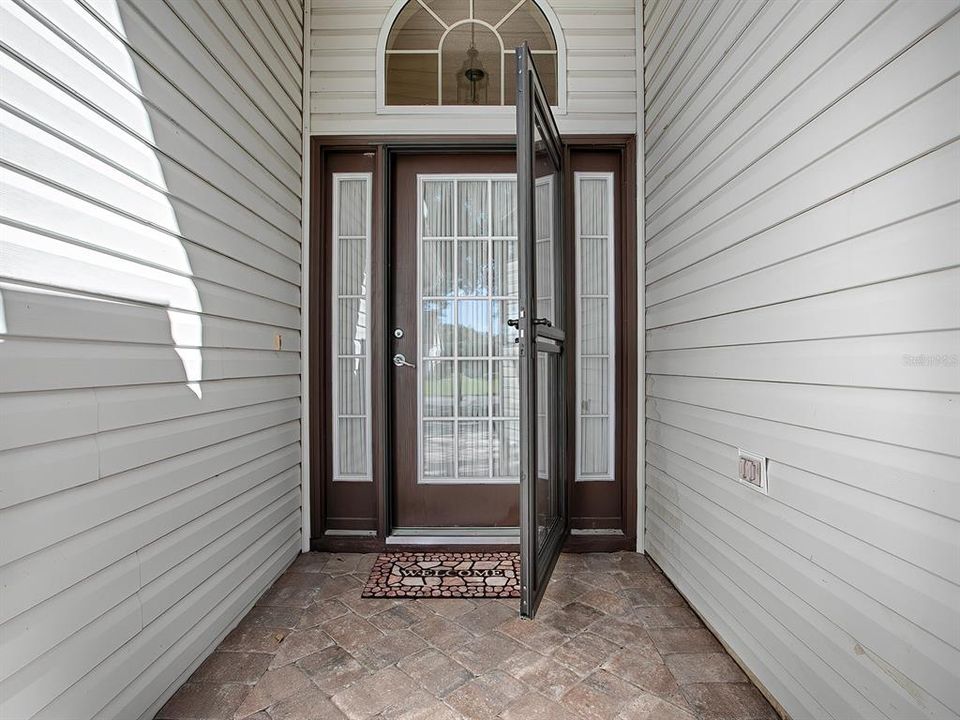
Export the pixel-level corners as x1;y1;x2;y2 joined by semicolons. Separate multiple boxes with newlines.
309;136;637;552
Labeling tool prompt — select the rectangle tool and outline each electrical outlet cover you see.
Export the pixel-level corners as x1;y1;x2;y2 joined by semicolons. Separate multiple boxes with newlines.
737;449;768;495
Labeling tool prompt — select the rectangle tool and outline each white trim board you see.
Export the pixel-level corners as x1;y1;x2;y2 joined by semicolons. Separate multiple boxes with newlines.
301;0;312;551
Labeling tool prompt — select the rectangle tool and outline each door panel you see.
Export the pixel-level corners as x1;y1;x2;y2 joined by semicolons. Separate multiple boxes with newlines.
391;153;521;529
517;43;568;617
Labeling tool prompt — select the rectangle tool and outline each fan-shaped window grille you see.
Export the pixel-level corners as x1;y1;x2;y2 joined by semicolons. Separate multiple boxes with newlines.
385;0;558;107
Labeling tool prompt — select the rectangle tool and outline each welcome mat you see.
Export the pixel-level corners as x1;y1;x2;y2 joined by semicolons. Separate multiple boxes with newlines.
361;552;521;599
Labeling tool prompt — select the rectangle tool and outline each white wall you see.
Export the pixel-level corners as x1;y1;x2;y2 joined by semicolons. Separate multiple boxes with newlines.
642;1;960;718
309;0;638;135
0;0;304;717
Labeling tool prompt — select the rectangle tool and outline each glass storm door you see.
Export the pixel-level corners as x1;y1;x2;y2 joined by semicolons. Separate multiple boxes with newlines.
516;43;567;617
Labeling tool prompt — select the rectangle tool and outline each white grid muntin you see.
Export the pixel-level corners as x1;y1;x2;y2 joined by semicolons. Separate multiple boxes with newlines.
331;172;374;482
575;172;616;482
416;173;522;485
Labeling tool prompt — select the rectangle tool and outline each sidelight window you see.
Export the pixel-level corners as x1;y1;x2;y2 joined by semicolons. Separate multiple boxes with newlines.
575;173;615;481
331;174;373;482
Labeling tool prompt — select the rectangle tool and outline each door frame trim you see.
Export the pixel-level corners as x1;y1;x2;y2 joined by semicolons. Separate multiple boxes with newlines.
308;134;638;553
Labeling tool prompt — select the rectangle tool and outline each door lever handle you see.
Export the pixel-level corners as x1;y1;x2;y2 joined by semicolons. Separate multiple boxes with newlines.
392;353;415;368
506;317;552;327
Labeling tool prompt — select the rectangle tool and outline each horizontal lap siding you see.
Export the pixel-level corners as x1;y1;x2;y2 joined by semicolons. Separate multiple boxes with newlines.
308;0;638;135
642;1;960;719
0;0;304;718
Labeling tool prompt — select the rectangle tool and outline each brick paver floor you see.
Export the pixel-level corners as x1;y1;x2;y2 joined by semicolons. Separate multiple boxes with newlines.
156;552;779;720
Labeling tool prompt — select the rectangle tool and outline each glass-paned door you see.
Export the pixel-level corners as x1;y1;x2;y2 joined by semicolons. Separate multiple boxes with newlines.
516;42;567;617
417;176;521;484
390;152;522;530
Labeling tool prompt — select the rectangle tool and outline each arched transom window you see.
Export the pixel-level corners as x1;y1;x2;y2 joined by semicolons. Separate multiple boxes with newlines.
385;0;558;107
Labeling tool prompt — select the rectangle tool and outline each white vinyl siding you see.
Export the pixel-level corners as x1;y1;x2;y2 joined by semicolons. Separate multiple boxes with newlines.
0;0;303;718
575;172;615;481
309;0;638;135
642;1;960;720
331;173;373;481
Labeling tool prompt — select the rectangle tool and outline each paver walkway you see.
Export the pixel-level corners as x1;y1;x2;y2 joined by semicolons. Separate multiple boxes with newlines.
156;552;779;720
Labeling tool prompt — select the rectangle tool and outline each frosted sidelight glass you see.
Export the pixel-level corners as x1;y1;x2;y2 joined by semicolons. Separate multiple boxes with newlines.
536;353;548;474
332;174;372;481
536;242;553;322
580;417;609;476
535;353;557;547
338;358;366;415
580;357;608;415
579;179;607;235
580;298;608;354
576;174;615;481
580;236;607;296
338;237;366;295
339;179;367;236
338;418;367;476
535;179;553;241
337;298;367;355
535;178;554;324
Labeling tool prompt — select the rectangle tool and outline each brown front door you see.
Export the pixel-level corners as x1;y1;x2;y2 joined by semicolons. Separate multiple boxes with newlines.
390;152;521;530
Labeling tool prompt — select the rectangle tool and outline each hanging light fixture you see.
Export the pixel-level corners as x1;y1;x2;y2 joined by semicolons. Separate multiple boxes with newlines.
457;22;488;105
